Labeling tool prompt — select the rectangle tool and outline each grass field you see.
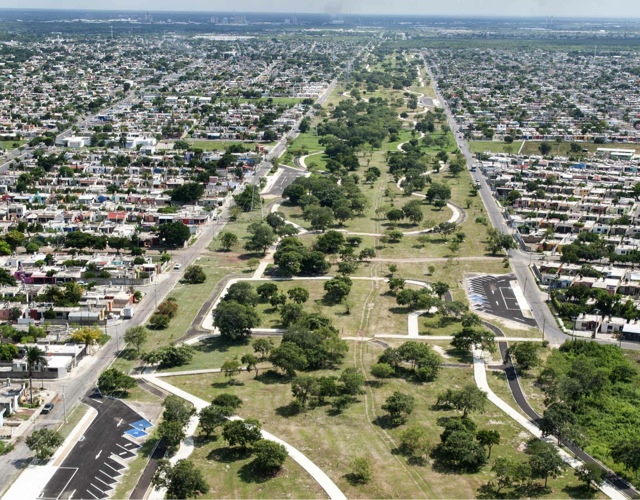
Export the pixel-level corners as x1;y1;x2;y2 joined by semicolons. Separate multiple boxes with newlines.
469;141;524;155
469;140;638;157
164;343;595;499
0;140;25;151
188;140;275;151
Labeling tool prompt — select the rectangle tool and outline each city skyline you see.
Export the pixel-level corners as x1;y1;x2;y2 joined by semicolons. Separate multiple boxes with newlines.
2;0;640;18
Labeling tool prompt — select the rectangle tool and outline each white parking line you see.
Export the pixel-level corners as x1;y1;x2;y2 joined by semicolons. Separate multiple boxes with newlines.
105;462;123;475
85;489;99;499
99;469;117;481
95;476;111;488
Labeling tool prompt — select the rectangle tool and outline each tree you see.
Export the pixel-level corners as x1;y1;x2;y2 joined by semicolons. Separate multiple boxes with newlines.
539;403;575;443
256;283;279;301
449;384;488;417
163;395;196;425
212;393;243;410
287;287;309;304
219;231;238;251
402;201;424;225
224;282;259;307
152;459;209;499
399;425;433;461
371;363;395;380
314;231;345;254
280;302;305;327
490;457;524;494
431;281;450;299
253;439;288;474
451;328;496;353
26;429;63;461
486;228;516;256
124;326;147;357
340;367;365;396
183;265;206;284
291;376;318;408
387;208;405;223
349;457;373;484
575;463;604;490
476;429;501;458
526;439;567;487
611;438;640;478
25;346;47;404
269;292;287;310
199;405;232;437
158;222;191;247
171;182;205;204
303;206;334;231
69;326;102;352
438;430;487;471
98;368;136;396
253;338;274;361
245;224;276;255
508;342;540;371
270;343;308;377
233;185;262;212
426;182;451;204
221;358;242;384
223;419;262;449
382;392;416;425
539;142;552;155
214;301;260;340
324;276;352;302
0;343;18;362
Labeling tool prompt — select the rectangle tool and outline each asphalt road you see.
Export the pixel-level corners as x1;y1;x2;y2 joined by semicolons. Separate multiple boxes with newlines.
40;397;145;500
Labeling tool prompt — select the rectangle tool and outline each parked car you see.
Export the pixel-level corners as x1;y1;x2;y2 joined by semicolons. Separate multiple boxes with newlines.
173;263;182;270
41;403;54;414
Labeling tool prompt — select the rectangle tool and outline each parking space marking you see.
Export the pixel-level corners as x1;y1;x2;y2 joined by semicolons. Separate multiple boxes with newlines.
85;490;99;499
54;468;78;500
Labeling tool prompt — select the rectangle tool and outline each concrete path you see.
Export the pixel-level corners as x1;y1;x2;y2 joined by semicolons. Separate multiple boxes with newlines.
374;334;545;342
471;347;624;500
299;151;323;169
142;376;347;500
368;256;502;263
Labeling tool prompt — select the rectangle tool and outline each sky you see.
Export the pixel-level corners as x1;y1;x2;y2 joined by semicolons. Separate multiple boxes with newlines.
2;0;640;18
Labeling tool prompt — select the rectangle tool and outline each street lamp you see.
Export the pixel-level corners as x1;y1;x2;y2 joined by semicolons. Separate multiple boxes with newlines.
62;385;67;423
571;316;577;342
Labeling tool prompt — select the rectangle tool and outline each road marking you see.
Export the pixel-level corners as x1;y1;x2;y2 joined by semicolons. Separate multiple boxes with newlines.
117;419;123;427
68;490;75;499
495;301;499;305
85;488;99;499
95;450;102;460
99;469;116;480
95;476;111;488
89;483;106;494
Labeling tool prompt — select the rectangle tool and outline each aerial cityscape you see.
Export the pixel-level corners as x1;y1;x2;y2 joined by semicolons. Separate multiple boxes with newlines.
1;5;640;500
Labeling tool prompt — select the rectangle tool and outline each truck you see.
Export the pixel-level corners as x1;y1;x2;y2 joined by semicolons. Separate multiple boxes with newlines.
123;306;134;319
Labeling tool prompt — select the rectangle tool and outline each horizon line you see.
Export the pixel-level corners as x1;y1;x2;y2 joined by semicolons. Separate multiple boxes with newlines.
0;7;639;21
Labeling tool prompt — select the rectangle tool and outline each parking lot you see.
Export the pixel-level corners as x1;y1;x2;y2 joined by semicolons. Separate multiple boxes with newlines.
467;274;537;326
40;397;150;500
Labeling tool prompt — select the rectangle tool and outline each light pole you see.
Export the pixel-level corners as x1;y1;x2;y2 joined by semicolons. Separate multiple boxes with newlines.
542;317;546;340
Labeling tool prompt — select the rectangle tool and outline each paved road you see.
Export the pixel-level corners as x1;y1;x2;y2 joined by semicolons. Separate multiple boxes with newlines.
41;397;145;500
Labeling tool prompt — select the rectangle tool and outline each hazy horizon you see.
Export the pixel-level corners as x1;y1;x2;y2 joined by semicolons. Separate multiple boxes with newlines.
2;1;640;19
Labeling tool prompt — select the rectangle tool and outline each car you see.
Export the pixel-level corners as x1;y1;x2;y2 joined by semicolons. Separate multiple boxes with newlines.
173;263;182;270
470;166;477;172
41;403;54;414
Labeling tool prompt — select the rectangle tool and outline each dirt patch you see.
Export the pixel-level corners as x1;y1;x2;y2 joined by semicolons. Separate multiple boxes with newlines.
433;345;451;359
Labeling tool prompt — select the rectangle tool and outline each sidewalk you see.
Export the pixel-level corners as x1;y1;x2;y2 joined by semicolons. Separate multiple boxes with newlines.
142;375;347;500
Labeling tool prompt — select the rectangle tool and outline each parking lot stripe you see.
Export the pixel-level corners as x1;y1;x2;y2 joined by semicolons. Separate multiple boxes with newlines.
55;468;78;500
105;462;123;475
99;469;117;481
89;482;106;494
85;487;100;499
95;475;113;489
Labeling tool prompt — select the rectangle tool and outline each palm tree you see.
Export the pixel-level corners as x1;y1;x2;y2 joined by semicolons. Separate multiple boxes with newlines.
25;346;47;404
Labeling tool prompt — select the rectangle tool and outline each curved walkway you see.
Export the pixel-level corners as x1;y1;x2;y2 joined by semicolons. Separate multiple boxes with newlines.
142;375;347;500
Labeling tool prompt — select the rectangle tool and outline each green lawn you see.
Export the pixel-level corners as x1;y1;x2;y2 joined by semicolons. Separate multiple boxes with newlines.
469;141;524;155
0;140;25;151
520;141;637;157
164;343;595;499
158;336;282;373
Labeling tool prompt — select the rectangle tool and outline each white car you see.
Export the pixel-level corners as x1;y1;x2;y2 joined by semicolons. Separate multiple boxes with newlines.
173;263;182;270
